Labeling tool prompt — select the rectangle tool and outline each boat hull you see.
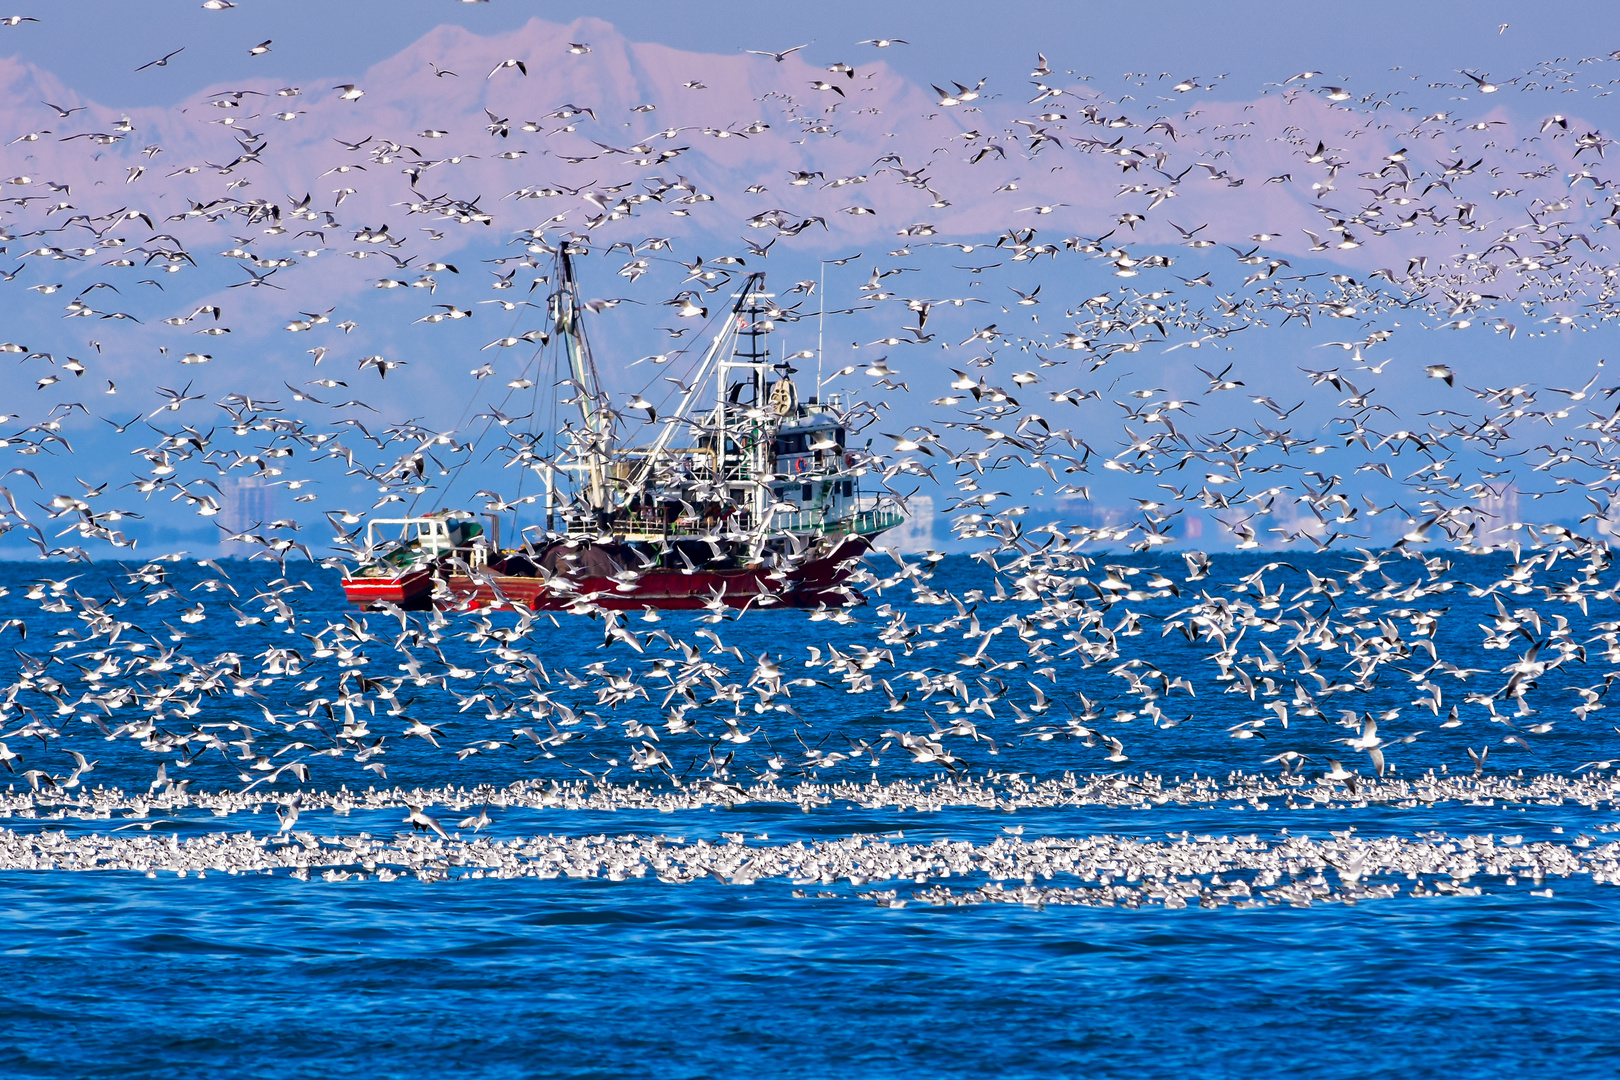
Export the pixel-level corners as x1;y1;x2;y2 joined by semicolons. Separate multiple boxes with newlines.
340;568;435;609
342;537;872;613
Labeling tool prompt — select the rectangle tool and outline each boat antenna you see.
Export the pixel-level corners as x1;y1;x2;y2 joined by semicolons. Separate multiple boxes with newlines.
816;259;825;398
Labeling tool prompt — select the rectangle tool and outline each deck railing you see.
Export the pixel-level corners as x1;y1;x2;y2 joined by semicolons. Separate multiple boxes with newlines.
770;505;905;536
554;503;904;542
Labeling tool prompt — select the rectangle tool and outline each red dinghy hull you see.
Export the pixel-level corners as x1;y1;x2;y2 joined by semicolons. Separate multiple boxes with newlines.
340;568;435;609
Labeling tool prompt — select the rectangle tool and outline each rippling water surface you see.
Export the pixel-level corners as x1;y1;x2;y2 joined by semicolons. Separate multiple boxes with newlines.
6;875;1619;1079
1;553;1618;1078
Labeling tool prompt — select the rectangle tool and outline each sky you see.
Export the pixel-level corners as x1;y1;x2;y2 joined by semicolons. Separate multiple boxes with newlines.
2;1;1620;558
0;0;1574;110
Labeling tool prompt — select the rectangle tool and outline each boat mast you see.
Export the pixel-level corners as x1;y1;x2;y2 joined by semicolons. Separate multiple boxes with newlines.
626;303;741;496
553;251;609;510
715;273;772;529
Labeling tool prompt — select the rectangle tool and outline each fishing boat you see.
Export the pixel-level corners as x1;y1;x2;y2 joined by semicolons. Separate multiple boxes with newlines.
340;251;905;612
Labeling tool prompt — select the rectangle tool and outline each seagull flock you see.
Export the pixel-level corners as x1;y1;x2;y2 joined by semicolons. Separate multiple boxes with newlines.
1;12;1619;907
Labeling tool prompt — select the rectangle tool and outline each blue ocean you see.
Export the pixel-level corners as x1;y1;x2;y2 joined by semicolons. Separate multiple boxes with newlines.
1;552;1616;1079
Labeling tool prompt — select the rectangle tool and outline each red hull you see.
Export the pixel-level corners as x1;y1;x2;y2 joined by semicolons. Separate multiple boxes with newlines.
342;538;871;613
339;568;434;607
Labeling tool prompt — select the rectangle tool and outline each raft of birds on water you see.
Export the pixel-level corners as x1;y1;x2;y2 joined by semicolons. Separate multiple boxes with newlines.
0;770;1615;909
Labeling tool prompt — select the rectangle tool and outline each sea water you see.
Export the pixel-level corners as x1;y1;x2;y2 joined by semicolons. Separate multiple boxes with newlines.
0;552;1615;1079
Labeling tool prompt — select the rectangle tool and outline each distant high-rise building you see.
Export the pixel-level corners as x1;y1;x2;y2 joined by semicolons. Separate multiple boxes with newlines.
1598;492;1620;538
881;495;935;553
221;475;275;535
1472;483;1520;541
